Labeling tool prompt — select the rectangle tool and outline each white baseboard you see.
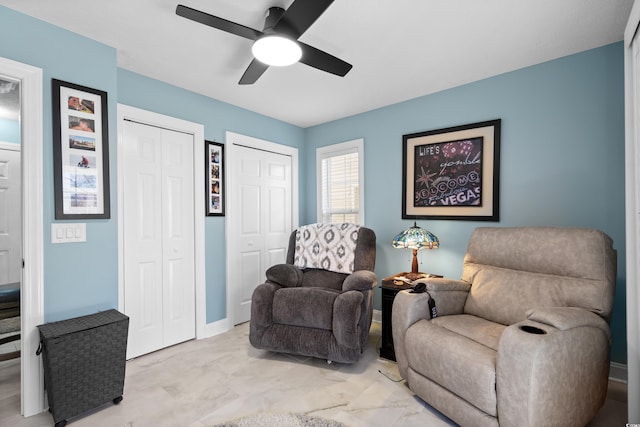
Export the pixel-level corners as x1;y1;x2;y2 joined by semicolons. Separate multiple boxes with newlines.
373;309;382;323
202;317;230;339
609;361;628;383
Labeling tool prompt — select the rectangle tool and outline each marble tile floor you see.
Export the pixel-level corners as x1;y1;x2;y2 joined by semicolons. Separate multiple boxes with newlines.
0;322;629;427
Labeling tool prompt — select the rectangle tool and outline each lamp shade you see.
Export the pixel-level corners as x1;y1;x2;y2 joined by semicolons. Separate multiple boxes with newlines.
392;222;439;280
252;35;302;66
392;222;439;250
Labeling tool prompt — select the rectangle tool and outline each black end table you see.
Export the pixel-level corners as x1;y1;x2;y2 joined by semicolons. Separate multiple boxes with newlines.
379;273;416;361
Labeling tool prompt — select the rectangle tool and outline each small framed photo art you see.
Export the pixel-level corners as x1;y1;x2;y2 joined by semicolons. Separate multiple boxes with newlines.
402;119;501;221
52;79;110;219
206;141;225;216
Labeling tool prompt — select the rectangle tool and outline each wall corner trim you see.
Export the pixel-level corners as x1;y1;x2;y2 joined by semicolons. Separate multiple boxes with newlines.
203;318;230;339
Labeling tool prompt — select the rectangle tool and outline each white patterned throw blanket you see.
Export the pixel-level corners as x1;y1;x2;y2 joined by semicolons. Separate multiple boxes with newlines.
294;223;361;274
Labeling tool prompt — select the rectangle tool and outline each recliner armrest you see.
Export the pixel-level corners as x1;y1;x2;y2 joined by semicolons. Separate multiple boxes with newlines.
413;277;471;316
526;306;611;341
392;279;470;379
333;290;364;348
249;282;280;348
265;264;303;287
391;290;433;379
342;270;377;292
497;307;612;426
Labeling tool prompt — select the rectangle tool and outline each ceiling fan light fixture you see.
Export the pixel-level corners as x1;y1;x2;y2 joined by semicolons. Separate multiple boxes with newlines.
252;35;302;67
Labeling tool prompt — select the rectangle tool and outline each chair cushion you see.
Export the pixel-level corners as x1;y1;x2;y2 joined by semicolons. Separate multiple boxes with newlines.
464;268;564;325
463;266;612;326
462;227;616;323
272;287;339;330
301;269;347;291
405;316;503;416
431;314;506;351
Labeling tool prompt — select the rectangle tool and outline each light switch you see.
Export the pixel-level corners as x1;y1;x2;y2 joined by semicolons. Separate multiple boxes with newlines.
51;223;86;244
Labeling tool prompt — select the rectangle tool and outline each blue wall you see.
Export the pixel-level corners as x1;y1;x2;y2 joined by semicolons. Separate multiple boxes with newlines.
305;43;626;363
0;6;120;321
0;5;627;363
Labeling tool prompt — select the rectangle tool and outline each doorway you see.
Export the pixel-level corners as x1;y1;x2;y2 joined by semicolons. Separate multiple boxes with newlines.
117;105;206;359
225;131;298;326
0;79;21;303
0;56;44;417
0;80;22;409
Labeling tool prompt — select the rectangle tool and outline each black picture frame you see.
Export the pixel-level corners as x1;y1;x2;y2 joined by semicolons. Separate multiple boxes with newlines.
402;119;501;221
52;79;110;219
206;140;225;216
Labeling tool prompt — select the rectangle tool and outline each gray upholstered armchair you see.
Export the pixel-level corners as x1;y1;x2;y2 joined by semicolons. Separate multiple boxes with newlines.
392;227;616;427
250;223;377;363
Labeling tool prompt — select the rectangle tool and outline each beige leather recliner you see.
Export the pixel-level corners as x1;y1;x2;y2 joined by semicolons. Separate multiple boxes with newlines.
392;227;616;427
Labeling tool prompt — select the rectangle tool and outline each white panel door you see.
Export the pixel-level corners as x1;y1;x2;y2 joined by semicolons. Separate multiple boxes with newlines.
161;129;195;346
232;145;292;324
122;120;195;358
0;144;21;286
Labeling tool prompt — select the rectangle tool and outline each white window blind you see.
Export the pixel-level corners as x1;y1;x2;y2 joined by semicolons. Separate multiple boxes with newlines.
317;139;364;225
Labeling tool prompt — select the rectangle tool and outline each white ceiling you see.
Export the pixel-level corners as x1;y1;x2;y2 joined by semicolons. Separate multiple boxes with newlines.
0;0;633;128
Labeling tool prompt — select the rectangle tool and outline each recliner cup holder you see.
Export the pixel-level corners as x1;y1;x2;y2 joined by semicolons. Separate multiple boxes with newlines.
519;325;547;335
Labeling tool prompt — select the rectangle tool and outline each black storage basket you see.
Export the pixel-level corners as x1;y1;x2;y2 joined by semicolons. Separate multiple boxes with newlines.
37;309;129;427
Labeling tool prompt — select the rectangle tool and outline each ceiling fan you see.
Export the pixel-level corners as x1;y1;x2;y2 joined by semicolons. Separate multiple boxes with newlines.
176;0;352;85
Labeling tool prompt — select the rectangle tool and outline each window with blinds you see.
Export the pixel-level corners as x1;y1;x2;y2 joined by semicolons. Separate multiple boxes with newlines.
316;139;364;225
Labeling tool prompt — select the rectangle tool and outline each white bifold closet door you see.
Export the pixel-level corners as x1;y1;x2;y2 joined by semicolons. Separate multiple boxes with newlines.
122;119;195;359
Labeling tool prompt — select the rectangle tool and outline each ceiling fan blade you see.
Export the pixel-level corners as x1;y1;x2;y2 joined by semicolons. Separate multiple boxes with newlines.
274;0;334;39
239;59;269;85
299;43;352;77
176;5;262;41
